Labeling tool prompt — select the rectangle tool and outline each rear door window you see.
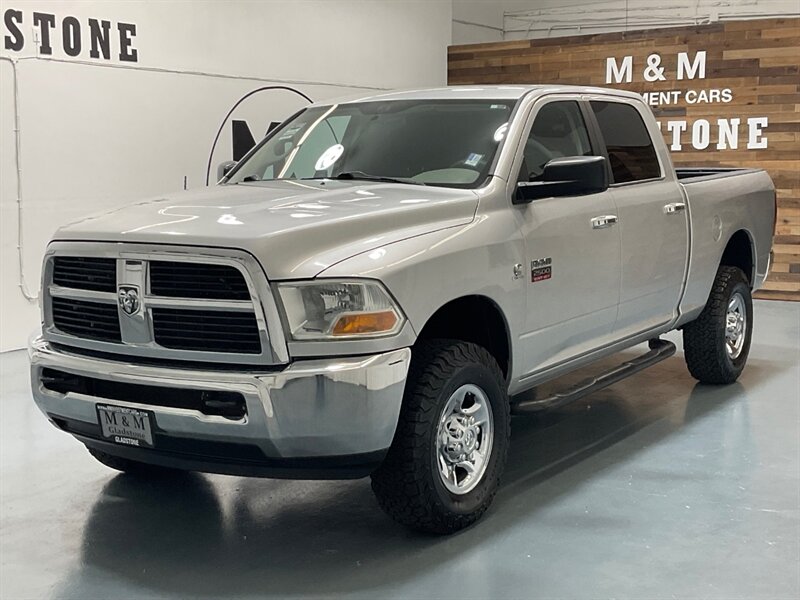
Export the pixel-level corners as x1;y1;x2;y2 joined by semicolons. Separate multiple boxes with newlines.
590;101;661;184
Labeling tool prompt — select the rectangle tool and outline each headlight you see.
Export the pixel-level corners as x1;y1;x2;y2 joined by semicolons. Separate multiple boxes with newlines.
276;280;404;340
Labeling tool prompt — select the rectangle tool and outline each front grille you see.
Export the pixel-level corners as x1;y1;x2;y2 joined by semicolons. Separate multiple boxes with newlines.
152;308;261;354
149;261;250;300
52;297;121;342
45;247;272;364
52;257;116;292
41;368;247;419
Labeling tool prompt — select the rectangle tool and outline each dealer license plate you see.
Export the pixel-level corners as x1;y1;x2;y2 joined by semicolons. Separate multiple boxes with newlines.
96;404;155;448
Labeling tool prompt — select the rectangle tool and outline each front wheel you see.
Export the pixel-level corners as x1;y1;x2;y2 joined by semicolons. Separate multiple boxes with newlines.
683;265;753;384
371;340;510;534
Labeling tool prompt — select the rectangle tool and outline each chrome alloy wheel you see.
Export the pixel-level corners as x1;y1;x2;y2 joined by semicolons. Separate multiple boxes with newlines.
436;384;494;495
725;292;747;359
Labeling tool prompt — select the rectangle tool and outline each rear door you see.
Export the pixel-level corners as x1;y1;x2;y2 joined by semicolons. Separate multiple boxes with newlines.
588;99;689;337
512;97;622;375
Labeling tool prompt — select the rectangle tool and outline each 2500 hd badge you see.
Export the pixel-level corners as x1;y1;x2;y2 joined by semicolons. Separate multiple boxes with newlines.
531;257;552;282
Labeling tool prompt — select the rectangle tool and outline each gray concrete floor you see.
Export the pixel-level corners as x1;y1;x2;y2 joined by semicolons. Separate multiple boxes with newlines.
1;300;798;600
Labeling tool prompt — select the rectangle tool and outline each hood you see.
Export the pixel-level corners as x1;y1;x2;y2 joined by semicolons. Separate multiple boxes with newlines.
54;180;478;279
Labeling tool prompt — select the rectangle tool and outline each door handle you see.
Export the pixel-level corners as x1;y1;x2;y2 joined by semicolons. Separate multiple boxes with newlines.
591;215;618;229
664;202;686;214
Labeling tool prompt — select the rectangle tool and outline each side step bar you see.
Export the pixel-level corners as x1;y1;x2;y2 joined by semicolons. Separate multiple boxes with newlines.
511;339;676;415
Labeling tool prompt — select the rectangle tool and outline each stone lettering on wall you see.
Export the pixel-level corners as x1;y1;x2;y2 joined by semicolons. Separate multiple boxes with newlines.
3;8;138;62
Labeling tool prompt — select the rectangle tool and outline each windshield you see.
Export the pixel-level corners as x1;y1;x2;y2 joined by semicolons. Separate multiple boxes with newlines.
226;99;516;188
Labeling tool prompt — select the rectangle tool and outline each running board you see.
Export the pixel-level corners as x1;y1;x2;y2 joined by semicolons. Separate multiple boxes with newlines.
511;339;676;414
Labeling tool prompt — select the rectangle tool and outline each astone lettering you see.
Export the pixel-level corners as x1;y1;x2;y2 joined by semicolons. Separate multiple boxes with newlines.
604;50;768;151
3;8;138;62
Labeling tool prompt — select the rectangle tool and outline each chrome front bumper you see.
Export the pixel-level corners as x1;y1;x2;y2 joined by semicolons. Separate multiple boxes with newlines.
29;337;411;478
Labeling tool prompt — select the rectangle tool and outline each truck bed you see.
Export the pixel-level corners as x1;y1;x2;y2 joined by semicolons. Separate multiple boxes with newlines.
674;166;775;326
675;167;763;184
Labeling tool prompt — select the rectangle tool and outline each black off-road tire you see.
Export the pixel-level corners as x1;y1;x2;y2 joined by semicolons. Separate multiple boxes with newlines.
87;446;181;477
371;340;510;534
683;266;753;384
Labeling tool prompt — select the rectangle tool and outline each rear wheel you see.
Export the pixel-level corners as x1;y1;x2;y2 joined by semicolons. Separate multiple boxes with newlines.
371;340;510;534
683;266;753;384
87;446;182;477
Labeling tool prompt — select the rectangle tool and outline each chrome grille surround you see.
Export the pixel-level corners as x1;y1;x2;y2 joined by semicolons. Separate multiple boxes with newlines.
41;241;288;366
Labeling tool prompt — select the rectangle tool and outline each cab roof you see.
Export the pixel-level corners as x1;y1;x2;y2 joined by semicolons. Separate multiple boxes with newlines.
321;85;642;105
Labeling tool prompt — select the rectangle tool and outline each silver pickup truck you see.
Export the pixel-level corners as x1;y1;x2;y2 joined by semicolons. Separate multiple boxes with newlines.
30;85;775;534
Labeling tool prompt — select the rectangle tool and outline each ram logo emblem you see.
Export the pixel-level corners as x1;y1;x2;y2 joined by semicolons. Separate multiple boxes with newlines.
117;286;141;315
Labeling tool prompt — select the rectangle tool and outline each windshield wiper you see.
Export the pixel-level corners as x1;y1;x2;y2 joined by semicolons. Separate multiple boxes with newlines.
303;171;425;186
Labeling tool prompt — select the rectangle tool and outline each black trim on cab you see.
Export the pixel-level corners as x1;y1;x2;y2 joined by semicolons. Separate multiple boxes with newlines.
579;99;615;185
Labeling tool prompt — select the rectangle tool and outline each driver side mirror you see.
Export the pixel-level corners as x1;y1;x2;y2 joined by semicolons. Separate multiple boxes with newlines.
217;160;237;181
514;155;609;204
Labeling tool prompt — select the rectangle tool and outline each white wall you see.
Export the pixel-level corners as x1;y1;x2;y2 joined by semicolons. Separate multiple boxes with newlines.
453;0;800;44
0;0;452;351
453;0;504;44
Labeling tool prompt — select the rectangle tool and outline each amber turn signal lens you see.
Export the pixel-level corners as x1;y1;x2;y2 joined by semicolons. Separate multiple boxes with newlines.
331;311;398;335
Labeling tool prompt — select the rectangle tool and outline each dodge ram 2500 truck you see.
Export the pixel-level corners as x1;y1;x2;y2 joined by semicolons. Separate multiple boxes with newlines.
30;85;775;534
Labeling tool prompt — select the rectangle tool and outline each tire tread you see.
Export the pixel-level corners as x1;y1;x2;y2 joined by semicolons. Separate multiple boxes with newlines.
371;340;509;534
683;266;752;384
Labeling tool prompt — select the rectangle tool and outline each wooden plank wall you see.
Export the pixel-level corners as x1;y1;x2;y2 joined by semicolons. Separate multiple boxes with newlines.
448;18;800;301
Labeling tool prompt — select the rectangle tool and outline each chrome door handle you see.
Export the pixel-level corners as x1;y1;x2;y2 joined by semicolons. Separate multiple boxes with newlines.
591;215;618;229
664;202;686;214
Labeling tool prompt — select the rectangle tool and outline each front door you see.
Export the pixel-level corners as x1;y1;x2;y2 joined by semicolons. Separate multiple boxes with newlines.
513;99;622;376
